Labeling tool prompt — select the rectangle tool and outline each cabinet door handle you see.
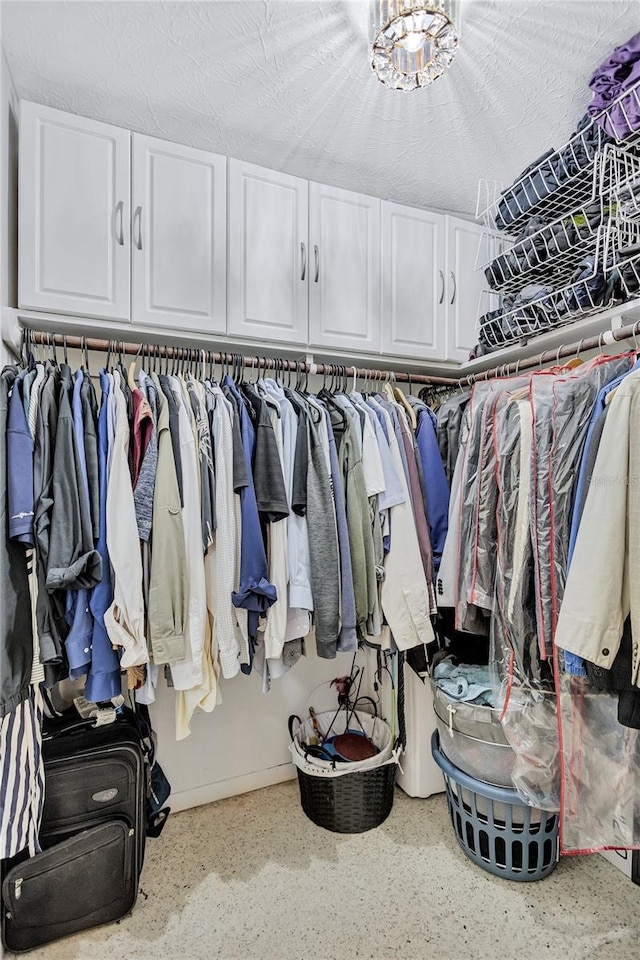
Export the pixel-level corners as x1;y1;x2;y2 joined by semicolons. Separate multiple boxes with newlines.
114;200;125;246
449;271;457;305
134;205;143;250
438;269;445;304
301;242;306;281
314;244;319;283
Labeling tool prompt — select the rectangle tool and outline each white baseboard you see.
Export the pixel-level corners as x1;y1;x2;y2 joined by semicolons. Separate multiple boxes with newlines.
167;763;298;813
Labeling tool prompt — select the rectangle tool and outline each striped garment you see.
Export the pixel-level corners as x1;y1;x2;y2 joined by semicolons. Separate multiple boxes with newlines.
0;686;45;859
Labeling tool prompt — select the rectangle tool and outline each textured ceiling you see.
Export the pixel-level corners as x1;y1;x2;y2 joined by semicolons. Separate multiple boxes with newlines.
1;0;638;216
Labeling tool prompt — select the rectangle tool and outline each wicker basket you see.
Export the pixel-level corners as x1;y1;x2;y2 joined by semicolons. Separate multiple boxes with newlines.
296;761;396;834
289;711;396;833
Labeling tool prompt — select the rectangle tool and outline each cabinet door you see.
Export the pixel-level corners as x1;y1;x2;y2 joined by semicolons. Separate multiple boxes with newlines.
19;100;130;320
132;135;227;333
309;183;381;354
381;202;445;359
228;160;308;344
445;216;486;362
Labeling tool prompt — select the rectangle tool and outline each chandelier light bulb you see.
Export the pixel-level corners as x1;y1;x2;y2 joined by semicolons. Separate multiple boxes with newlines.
370;2;460;91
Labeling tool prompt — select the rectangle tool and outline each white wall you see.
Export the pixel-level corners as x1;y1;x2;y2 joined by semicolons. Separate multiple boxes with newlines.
1;47;17;321
1;46;18;375
151;646;357;812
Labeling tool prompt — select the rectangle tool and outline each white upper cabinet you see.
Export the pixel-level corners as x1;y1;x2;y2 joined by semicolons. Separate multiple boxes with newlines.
444;217;485;362
228;160;309;344
381;203;445;359
308;183;381;353
19;101;130;321
132;135;227;333
17;100;487;367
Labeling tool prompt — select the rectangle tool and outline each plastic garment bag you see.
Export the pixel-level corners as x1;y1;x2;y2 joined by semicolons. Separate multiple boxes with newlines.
526;355;634;827
530;356;632;662
490;386;558;810
558;665;640;853
454;378;527;636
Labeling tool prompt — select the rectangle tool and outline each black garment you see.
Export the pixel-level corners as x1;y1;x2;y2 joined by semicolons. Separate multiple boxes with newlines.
45;365;101;593
186;380;215;550
158;375;184;508
0;366;34;717
32;365;64;675
484;205;604;291
222;386;249;494
435;393;470;484
494;115;610;231
241;383;289;523
285;388;309;517
585;619;640;729
80;372;100;543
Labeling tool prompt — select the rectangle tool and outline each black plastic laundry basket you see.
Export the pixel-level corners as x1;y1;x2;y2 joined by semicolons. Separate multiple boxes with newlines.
296;761;396;834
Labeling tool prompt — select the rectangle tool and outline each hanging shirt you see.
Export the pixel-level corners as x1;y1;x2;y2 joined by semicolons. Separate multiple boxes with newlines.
147;373;187;668
374;400;435;651
260;379;313;621
207;383;245;678
32;365;63;674
1;366;34;716
85;371;121;704
46;364;101;593
408;397;450;573
158;374;184;507
104;375;148;668
261;398;290;660
322;406;357;653
63;370;95;679
79;371;100;543
7;370;35;546
130;387;154;489
168;376;207;691
223;376;277;654
187;377;215;549
301;394;340;658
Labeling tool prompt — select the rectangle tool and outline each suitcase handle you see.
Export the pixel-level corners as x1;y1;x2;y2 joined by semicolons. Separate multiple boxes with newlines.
42;718;98;741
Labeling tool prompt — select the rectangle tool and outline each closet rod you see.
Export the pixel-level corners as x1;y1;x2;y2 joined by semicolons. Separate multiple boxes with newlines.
24;330;461;386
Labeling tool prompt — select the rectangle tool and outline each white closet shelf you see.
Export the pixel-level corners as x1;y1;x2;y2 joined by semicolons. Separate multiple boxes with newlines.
459;298;640;376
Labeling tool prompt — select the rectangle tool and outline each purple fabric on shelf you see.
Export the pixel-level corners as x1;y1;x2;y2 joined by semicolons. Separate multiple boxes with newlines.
588;31;640;140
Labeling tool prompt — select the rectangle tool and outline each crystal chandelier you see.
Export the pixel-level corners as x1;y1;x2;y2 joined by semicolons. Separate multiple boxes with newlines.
370;1;460;91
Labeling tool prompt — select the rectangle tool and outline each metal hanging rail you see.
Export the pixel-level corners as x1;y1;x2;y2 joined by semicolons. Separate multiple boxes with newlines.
21;321;640;390
24;330;461;387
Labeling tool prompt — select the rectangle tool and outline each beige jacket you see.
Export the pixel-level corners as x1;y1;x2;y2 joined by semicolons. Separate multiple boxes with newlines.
555;368;640;683
377;403;435;651
148;373;187;666
104;377;148;667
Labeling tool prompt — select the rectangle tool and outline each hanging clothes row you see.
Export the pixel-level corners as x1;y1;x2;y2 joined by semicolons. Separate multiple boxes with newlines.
1;339;453;746
436;348;640;854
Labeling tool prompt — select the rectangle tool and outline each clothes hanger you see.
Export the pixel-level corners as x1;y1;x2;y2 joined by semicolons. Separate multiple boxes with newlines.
318;364;348;434
127;342;143;391
18;328;28;368
391;370;417;428
81;337;91;377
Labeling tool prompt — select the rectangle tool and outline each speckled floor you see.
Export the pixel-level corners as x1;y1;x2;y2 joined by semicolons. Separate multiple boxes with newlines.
12;782;640;960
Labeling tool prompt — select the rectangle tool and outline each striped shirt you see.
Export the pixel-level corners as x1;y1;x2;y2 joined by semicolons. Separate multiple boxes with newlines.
0;686;45;859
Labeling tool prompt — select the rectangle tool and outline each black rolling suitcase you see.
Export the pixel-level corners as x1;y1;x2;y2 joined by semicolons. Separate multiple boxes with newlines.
2;712;147;953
